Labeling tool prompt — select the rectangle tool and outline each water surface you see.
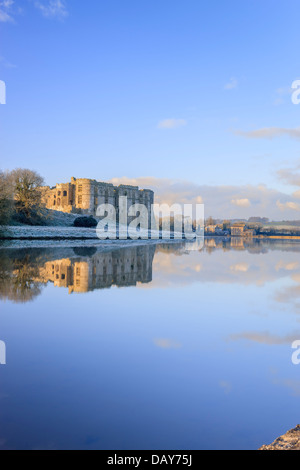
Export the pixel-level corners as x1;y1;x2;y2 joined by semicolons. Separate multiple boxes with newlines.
1;238;300;450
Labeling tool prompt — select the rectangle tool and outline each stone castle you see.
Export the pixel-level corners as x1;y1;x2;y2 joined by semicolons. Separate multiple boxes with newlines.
42;177;154;221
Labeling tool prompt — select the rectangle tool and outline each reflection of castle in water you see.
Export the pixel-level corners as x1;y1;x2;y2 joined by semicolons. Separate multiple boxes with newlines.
38;246;156;293
2;238;300;303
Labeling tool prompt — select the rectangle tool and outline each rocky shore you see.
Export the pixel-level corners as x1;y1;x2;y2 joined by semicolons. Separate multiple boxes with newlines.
260;425;300;450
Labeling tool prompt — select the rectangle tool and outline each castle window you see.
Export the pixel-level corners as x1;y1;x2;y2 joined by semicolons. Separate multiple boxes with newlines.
76;267;81;276
78;196;82;204
57;198;61;205
58;191;61;196
63;191;67;197
53;200;56;206
61;274;65;280
78;185;82;192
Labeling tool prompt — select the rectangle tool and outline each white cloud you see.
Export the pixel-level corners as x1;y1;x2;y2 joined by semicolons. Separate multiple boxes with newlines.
219;381;232;394
234;126;300;140
0;56;16;68
34;0;68;19
293;190;300;199
231;198;251;208
0;0;15;22
276;201;300;212
154;338;181;349
276;86;293;96
157;118;187;129
224;77;238;90
110;176;300;220
229;331;300;346
277;165;300;187
273;86;294;105
0;0;68;22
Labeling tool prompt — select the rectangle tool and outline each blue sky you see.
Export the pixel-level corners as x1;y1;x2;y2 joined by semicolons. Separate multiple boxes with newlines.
1;0;300;219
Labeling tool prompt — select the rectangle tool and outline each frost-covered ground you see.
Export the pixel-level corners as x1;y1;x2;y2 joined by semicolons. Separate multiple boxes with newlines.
0;225;202;249
44;209;79;226
0;225;193;239
0;226;100;239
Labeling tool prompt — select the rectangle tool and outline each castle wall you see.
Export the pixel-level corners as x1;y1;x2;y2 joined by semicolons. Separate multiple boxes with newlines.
41;177;155;228
42;183;77;214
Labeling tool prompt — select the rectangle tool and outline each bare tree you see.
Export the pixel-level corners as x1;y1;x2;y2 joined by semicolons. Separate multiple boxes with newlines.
9;168;45;219
223;220;231;230
0;171;13;225
206;216;215;226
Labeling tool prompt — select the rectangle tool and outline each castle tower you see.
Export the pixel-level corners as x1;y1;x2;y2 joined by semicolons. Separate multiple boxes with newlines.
75;178;95;214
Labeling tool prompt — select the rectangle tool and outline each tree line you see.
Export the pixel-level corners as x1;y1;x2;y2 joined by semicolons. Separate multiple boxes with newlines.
0;168;45;225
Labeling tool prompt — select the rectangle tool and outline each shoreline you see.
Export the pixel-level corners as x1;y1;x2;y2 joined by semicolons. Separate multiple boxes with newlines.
1;226;300;242
205;234;300;240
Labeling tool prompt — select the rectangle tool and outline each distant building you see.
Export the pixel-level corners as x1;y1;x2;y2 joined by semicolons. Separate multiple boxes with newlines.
205;225;218;233
231;223;246;237
231;223;257;238
244;228;255;238
205;224;230;236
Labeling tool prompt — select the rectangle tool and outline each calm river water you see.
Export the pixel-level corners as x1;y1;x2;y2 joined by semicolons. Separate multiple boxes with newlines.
0;237;300;450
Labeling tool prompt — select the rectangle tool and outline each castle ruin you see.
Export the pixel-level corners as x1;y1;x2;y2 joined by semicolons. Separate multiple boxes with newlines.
41;177;155;227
